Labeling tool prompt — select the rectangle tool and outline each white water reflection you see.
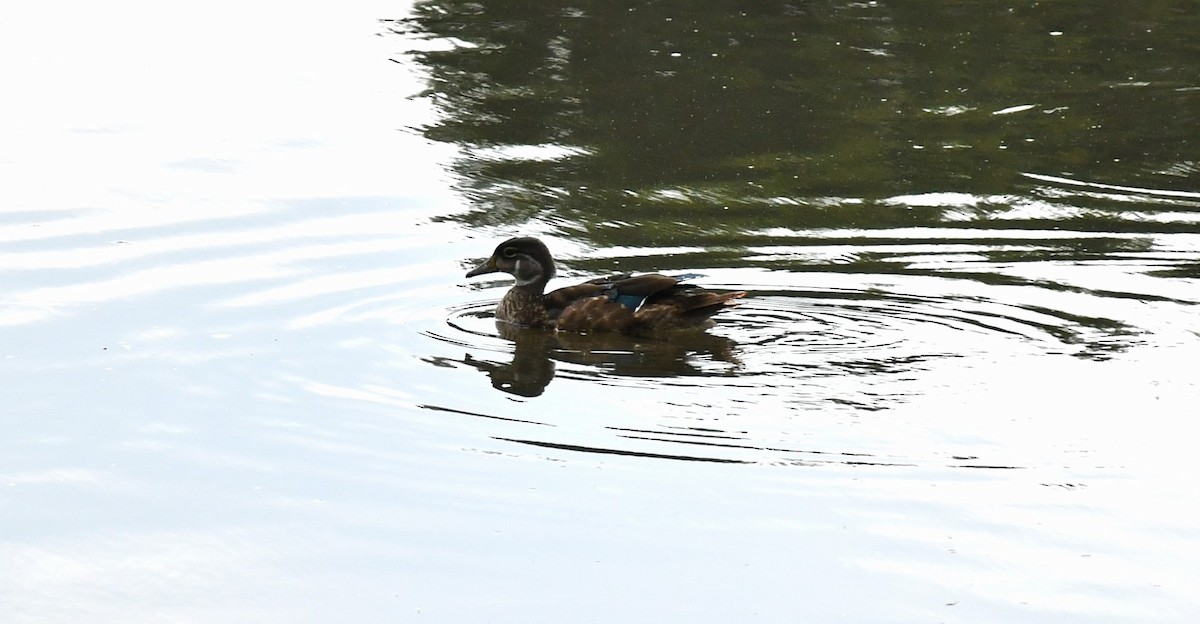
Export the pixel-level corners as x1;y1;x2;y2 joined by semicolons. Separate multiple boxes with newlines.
1024;172;1200;200
3;2;1200;624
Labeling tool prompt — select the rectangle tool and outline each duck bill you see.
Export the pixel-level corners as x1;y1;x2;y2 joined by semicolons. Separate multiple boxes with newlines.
465;256;498;278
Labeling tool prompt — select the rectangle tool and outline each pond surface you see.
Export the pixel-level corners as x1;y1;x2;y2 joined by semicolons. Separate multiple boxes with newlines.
3;1;1199;622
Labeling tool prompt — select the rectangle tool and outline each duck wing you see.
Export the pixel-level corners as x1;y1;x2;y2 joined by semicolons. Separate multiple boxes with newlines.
545;273;673;333
635;284;746;331
602;274;684;310
543;282;608;316
549;273;745;334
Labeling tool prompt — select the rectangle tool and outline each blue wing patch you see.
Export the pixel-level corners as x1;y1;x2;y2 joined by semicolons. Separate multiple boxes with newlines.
602;273;705;311
611;292;649;310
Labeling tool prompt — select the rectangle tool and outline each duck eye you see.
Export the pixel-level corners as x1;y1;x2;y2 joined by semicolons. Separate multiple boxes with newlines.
501;246;518;259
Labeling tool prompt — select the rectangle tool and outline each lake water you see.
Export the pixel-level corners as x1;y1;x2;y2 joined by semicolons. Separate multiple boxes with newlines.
3;1;1199;622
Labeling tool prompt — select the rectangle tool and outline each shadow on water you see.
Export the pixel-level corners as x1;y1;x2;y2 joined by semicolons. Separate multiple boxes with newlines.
393;0;1200;463
438;319;741;398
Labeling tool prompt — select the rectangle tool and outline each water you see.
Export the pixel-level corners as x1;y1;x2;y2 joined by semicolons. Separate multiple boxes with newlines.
3;1;1199;622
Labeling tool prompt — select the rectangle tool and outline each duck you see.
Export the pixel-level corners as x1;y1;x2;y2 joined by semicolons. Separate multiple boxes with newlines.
465;236;746;335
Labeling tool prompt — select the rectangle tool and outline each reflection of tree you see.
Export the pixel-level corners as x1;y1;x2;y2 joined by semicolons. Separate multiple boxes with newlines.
395;0;1197;243
400;0;887;229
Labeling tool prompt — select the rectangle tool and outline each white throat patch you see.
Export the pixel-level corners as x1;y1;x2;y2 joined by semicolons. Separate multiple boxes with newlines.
512;257;543;286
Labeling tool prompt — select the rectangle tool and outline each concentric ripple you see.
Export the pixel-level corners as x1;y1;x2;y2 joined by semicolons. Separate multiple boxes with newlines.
720;283;1138;370
429;276;1139;389
415;268;1169;466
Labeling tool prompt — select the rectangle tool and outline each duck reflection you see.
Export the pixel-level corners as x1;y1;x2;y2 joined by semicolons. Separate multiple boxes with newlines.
461;321;741;397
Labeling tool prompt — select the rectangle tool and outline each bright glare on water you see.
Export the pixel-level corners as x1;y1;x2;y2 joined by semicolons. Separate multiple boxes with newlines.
2;1;1199;623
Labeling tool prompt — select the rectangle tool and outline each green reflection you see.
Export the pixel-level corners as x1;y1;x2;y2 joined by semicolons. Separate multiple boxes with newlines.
397;0;1198;245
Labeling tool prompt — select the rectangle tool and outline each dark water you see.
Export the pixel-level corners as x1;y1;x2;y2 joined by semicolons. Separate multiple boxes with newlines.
3;1;1198;622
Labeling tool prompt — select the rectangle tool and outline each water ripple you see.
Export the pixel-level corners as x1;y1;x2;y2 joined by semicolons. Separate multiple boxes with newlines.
415;259;1181;466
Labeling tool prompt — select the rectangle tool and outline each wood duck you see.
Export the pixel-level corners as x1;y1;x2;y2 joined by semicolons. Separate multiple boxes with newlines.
465;237;746;335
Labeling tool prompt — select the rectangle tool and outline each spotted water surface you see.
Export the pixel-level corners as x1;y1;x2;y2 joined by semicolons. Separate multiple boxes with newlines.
3;1;1200;623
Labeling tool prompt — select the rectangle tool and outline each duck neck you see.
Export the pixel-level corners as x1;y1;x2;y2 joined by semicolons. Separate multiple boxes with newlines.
510;275;549;297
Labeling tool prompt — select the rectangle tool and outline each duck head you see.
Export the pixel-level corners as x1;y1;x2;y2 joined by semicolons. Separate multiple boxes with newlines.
465;237;557;288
